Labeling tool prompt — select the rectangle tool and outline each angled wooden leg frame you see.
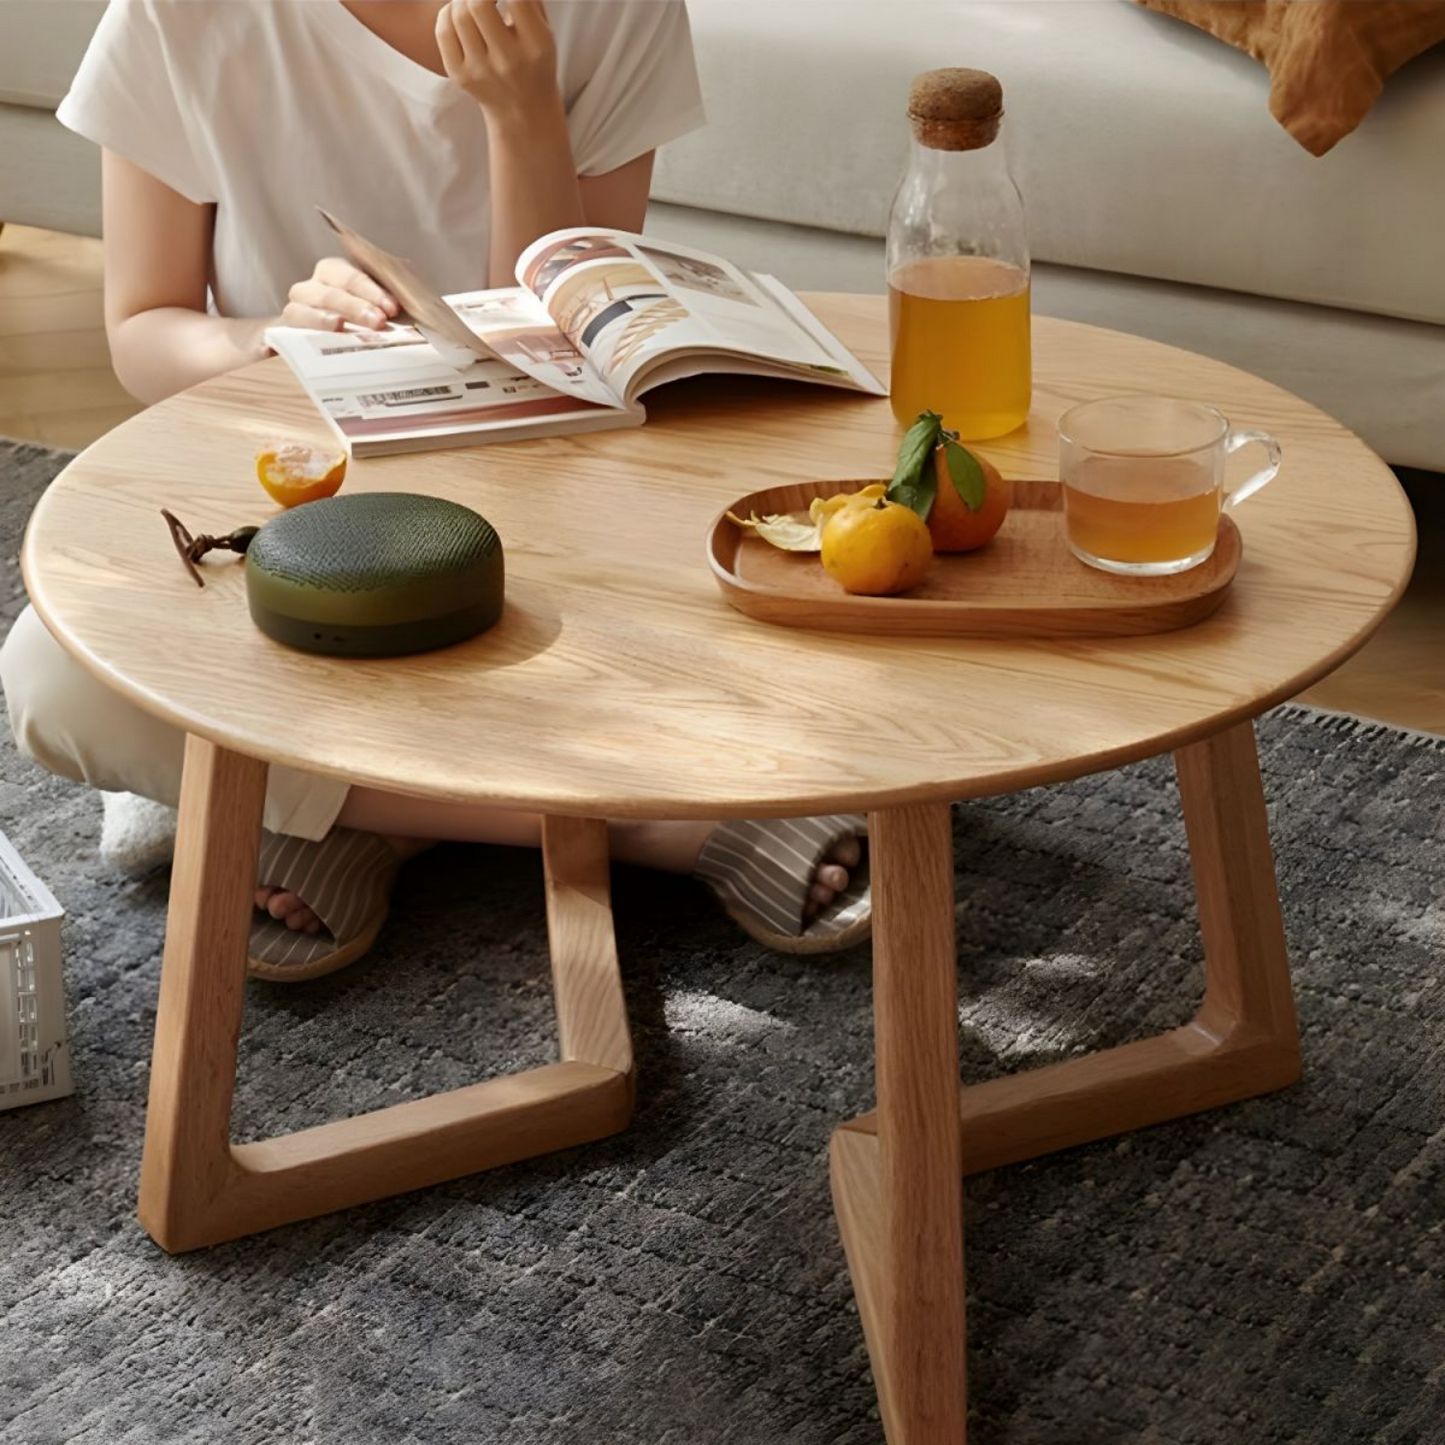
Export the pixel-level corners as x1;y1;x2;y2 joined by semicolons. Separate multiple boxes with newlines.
831;721;1301;1441
138;736;633;1253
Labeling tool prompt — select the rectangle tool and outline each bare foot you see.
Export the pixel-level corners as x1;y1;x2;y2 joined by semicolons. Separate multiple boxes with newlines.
253;824;861;935
805;832;861;919
610;820;861;919
254;834;431;933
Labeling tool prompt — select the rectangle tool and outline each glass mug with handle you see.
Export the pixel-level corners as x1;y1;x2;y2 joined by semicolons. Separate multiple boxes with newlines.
1058;396;1282;576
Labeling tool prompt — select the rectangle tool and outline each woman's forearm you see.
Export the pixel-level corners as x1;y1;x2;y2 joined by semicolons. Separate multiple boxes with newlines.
485;98;587;287
109;308;276;407
434;1;588;285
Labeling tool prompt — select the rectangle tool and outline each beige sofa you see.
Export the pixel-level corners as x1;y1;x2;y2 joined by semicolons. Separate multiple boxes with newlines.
0;1;102;236
4;0;1442;469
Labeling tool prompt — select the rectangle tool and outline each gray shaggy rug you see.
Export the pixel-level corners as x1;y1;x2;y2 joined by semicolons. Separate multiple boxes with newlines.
1;440;1442;1444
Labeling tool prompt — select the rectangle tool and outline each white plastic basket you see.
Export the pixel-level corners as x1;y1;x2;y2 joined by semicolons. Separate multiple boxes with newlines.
0;829;71;1109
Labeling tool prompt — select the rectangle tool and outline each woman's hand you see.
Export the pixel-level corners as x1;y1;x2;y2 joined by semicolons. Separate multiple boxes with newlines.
436;0;560;125
281;258;399;332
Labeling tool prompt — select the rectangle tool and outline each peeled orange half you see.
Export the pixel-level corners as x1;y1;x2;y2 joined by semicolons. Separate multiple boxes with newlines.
255;443;348;508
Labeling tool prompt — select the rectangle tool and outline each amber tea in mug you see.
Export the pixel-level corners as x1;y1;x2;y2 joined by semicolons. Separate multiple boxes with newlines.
1058;396;1281;576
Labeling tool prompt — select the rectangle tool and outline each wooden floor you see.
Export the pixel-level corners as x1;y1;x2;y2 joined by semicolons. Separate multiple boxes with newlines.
3;223;1441;734
0;225;142;447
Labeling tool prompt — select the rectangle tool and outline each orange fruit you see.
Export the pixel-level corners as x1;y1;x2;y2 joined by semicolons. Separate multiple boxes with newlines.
255;443;348;508
821;498;933;596
928;445;1011;553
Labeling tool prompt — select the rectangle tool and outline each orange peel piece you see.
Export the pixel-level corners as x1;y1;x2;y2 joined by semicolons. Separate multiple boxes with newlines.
727;510;823;552
255;442;348;508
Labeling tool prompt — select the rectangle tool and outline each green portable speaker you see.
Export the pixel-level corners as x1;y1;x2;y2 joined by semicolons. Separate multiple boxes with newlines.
245;492;504;657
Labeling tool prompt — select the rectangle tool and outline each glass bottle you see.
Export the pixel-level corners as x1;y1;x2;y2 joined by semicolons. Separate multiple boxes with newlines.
887;68;1031;439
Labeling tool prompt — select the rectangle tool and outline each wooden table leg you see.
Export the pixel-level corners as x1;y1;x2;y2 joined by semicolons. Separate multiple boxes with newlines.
138;736;634;1252
832;801;966;1443
838;718;1300;1174
1178;721;1299;1062
138;736;267;1250
832;721;1300;1438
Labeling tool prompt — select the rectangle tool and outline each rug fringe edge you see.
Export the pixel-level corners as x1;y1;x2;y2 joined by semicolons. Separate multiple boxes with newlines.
1271;701;1445;752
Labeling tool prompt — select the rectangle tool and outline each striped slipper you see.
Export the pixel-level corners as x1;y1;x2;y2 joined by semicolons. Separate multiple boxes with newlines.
695;814;870;955
248;828;400;982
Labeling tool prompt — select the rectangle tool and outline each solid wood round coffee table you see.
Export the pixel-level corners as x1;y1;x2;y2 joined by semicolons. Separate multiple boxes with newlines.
21;302;1414;1441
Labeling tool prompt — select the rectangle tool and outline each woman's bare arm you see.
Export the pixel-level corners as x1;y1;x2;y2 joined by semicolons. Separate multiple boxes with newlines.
437;0;656;286
487;121;656;283
101;149;274;405
102;151;400;406
577;150;656;233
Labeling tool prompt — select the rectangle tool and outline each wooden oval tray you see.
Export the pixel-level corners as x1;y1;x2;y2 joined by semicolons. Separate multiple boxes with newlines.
707;478;1240;638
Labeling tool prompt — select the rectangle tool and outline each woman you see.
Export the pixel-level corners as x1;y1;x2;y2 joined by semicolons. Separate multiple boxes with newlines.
0;0;869;978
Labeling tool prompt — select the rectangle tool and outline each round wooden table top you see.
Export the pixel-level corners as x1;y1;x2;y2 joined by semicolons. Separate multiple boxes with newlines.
22;301;1416;819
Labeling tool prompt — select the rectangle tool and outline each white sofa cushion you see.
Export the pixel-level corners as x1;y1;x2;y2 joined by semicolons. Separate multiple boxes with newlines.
0;0;105;110
654;0;1445;327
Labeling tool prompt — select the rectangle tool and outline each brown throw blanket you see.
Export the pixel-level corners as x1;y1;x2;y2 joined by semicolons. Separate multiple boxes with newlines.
1135;0;1445;154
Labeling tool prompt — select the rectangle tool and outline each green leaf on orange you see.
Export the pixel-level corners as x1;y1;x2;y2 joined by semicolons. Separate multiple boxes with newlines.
944;440;986;513
888;410;943;520
889;460;937;520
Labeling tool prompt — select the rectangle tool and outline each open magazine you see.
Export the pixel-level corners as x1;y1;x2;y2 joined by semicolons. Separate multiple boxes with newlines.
263;212;886;457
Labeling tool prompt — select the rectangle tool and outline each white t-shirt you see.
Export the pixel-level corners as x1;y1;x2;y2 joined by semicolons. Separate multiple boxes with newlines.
58;0;705;319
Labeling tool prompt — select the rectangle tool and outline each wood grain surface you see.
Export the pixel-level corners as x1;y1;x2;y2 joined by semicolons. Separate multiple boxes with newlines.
839;722;1302;1180
137;736;266;1251
869;802;968;1439
139;741;636;1253
542;814;634;1080
830;1127;899;1439
21;302;1416;817
710;477;1240;637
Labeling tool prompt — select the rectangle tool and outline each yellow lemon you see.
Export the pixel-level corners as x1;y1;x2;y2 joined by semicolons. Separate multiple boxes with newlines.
821;497;934;596
256;443;348;508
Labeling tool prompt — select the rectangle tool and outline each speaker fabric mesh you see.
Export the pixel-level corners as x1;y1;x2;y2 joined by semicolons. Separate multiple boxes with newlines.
245;493;505;656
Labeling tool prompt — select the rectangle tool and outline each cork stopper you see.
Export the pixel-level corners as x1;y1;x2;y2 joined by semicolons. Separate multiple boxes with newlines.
907;68;1003;151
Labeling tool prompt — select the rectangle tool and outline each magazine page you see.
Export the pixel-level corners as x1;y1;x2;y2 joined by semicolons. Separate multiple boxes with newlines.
320;209;496;370
445;290;626;411
264;309;628;453
515;229;885;402
320;209;624;407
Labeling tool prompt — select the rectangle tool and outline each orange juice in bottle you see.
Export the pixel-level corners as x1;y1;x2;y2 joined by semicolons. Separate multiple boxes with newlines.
887;69;1031;439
